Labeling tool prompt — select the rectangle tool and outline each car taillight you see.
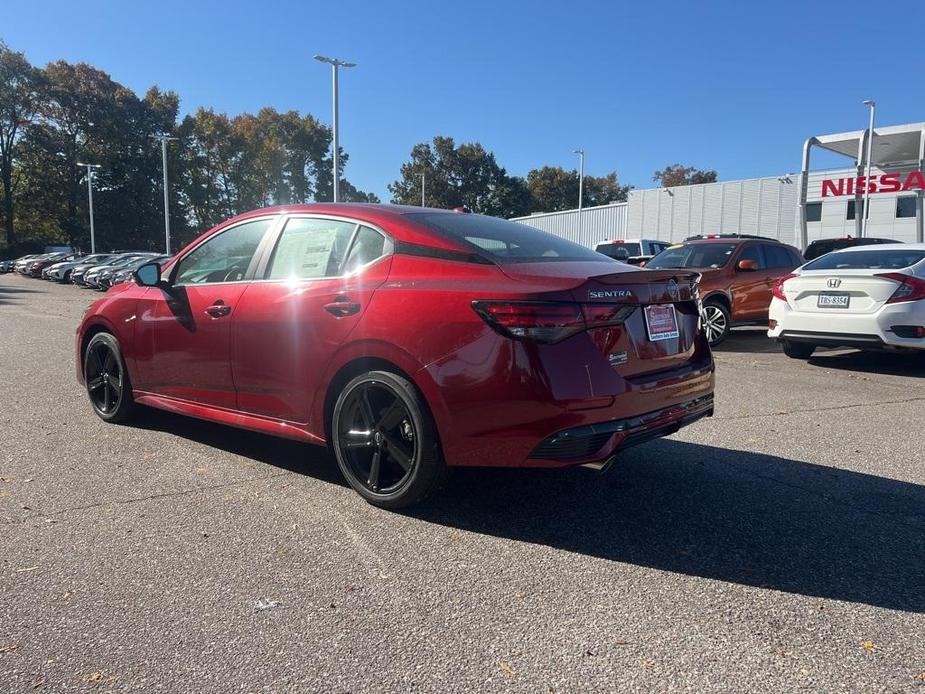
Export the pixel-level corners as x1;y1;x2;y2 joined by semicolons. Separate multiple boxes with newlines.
772;273;797;301
877;272;925;303
472;301;635;344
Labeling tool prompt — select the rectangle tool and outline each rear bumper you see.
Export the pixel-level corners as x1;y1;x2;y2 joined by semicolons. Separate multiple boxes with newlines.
768;297;925;350
526;394;714;464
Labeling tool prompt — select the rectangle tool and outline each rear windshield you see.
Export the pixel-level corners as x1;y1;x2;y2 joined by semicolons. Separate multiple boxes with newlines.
595;242;641;260
646;243;737;269
408;213;607;263
803;249;925;271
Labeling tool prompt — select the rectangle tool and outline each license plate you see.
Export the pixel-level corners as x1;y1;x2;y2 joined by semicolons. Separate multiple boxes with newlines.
644;304;679;341
817;292;850;308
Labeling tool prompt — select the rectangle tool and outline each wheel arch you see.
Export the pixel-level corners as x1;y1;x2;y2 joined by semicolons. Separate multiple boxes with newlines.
78;318;118;380
702;291;731;311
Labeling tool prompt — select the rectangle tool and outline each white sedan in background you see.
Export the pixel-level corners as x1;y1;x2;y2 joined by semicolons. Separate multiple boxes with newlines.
768;243;925;358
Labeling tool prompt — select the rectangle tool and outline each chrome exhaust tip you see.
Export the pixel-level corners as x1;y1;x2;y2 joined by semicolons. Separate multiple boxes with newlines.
581;455;617;473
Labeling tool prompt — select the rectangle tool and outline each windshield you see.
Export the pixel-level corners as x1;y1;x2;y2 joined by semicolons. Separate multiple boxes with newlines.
646;243;737;269
409;213;608;263
803;248;925;271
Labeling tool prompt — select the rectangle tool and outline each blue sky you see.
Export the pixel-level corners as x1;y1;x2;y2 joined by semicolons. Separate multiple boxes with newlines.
5;0;924;202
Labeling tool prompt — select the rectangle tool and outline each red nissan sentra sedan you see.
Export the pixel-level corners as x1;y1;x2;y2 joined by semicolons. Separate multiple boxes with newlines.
76;204;714;508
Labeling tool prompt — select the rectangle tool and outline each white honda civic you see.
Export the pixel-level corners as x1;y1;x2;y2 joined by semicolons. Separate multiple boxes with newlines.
768;243;925;358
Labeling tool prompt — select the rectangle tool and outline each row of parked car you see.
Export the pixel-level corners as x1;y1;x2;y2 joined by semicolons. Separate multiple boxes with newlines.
0;250;171;290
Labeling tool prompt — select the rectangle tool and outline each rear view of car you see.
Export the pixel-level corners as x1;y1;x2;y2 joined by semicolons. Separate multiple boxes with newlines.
769;244;925;357
595;239;669;265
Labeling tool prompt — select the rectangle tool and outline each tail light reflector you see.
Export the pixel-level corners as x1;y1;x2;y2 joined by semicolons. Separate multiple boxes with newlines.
877;272;925;303
472;301;635;344
772;273;798;301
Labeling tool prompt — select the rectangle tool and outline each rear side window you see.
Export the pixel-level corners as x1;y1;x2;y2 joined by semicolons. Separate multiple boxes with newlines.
804;249;925;271
410;212;605;263
267;218;356;280
763;245;795;269
737;245;766;269
174;218;273;285
596;243;641;260
343;226;387;274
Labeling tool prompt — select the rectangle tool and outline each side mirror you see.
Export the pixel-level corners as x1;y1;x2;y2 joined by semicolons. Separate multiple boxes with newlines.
737;259;759;272
134;261;161;287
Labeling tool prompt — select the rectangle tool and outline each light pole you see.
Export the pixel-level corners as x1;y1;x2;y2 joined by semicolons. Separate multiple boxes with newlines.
419;172;426;207
862;100;876;238
314;54;356;203
77;162;101;253
151;134;178;254
573;149;585;242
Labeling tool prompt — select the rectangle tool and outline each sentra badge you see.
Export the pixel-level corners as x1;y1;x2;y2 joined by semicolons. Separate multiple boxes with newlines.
589;289;632;300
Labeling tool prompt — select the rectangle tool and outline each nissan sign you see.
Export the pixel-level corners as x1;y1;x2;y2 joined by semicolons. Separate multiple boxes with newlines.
821;171;925;197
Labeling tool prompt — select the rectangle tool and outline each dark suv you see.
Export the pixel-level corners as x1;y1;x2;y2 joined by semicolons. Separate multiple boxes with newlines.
646;234;804;345
803;236;899;261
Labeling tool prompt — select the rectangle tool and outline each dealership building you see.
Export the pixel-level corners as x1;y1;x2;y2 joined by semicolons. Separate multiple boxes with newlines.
513;121;925;251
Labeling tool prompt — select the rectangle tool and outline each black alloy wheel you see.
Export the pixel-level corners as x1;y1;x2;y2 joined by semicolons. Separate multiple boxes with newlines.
83;333;135;422
332;371;447;509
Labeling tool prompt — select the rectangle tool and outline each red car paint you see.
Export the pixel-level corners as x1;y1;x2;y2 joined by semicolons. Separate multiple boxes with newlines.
77;204;714;469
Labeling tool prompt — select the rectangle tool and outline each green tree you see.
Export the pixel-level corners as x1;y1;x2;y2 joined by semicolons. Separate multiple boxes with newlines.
389;136;531;218
653;164;718;187
526;166;631;213
0;41;42;246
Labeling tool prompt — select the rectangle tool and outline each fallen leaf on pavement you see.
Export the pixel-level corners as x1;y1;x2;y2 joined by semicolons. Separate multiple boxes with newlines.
499;661;516;676
861;640;879;653
14;566;38;573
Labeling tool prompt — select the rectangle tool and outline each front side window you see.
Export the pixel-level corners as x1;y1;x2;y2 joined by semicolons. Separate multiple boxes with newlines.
174;218;273;285
266;218;357;280
763;244;795;269
737;245;766;269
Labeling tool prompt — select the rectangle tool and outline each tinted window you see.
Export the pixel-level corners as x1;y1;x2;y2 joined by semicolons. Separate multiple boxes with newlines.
343;226;386;274
595;242;641;260
763;244;795;269
174;218;273;285
411;213;605;263
267;217;357;280
805;202;822;222
737;245;766;269
804;249;925;271
646;243;737;269
896;197;917;219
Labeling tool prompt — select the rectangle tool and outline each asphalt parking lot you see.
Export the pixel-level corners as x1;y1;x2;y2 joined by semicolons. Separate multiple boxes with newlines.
1;274;923;693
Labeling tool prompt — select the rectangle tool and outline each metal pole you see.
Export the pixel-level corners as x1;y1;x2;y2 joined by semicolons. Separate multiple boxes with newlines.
421;172;425;207
798;138;815;252
87;171;96;254
161;138;171;254
574;149;584;244
331;63;339;203
862;100;875;238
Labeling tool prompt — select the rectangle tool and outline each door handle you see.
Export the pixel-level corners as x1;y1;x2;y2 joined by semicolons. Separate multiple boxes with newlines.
323;297;361;317
204;300;232;318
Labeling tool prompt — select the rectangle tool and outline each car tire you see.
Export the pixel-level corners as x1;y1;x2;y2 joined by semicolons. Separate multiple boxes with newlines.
83;332;136;423
781;340;816;360
702;300;731;346
332;370;448;510
62;270;72;283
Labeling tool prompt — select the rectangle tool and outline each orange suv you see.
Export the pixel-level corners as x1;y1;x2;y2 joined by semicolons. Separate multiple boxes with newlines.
646;235;804;345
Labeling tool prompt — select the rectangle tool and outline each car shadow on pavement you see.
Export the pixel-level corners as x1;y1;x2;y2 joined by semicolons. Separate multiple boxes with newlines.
410;438;925;614
712;328;781;354
807;350;925;378
0;283;42;304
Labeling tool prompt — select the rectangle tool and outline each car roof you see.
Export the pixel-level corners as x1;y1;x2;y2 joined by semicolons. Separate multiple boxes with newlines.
828;242;922;253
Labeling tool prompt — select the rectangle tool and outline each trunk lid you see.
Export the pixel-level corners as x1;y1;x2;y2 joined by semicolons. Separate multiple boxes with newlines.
498;262;704;376
784;270;902;314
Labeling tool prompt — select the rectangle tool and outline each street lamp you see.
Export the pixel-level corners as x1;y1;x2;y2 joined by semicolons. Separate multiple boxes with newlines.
314;54;356;203
573;149;585;242
862;99;876;238
419;172;426;207
77;162;101;253
151;134;178;255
